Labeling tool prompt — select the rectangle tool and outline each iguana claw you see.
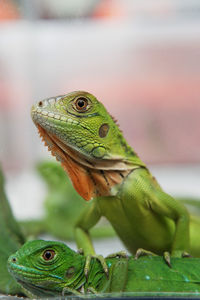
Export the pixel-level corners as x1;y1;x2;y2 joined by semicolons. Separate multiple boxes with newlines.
164;250;192;268
163;251;171;267
84;254;109;278
182;251;192;258
134;248;157;260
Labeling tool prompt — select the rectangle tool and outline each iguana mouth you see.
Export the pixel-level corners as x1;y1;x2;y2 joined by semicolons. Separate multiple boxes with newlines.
37;125;135;201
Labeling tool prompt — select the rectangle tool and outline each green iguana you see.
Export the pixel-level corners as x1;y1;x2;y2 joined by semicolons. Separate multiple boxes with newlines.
8;239;200;298
31;91;200;274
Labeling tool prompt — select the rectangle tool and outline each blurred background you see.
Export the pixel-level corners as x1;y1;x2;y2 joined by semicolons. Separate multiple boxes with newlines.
0;0;200;253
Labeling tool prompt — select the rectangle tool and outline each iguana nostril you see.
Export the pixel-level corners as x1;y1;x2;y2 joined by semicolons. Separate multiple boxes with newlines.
38;101;43;107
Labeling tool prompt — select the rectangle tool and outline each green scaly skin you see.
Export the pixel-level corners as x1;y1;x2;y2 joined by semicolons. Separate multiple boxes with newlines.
8;239;200;298
1;164;200;298
31;91;200;269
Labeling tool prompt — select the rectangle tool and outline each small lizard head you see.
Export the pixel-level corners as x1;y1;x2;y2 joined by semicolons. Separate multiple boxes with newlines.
8;240;85;297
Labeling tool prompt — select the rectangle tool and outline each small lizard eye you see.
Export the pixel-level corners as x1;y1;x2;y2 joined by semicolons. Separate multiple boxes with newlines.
12;257;17;263
42;250;55;261
74;97;88;112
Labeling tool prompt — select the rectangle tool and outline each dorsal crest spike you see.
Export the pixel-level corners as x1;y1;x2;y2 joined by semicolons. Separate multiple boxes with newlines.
109;114;122;132
110;114;118;124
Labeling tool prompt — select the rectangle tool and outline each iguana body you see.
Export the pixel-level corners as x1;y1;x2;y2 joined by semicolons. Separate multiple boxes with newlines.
31;91;200;259
8;240;200;297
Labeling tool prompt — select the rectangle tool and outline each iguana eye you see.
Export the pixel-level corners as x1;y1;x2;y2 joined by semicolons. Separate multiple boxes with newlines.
74;97;88;112
42;250;55;261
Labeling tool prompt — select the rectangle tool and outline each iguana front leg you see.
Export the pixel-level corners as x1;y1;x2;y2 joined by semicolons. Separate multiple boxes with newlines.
151;189;190;266
121;169;190;264
75;200;108;276
133;179;190;265
150;188;190;257
133;190;190;265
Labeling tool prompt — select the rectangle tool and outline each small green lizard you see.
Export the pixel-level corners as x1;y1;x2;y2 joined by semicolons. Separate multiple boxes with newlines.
8;239;200;298
31;91;200;271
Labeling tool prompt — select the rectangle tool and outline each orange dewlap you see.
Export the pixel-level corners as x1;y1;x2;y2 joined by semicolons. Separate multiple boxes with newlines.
37;125;130;201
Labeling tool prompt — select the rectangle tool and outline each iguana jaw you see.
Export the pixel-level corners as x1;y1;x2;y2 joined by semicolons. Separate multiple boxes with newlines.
8;261;61;297
36;124;135;201
15;279;60;297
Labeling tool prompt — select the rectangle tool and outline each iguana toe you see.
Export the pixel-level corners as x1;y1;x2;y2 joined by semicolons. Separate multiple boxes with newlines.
134;248;157;260
163;251;171;267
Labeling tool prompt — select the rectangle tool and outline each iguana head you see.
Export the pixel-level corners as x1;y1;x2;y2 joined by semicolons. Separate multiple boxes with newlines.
31;91;145;200
8;240;85;297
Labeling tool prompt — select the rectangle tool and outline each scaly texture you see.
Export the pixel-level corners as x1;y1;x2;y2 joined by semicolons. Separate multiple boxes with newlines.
8;240;200;297
31;91;200;262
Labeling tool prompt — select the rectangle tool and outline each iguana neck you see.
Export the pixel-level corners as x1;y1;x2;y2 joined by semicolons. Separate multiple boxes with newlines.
85;259;109;293
85;258;125;293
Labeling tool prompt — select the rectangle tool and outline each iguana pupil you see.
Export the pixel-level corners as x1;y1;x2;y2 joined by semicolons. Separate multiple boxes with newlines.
77;99;85;107
75;97;88;111
43;250;55;261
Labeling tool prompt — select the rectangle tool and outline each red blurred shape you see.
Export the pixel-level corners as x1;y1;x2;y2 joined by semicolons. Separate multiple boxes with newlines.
92;0;124;19
0;0;20;21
